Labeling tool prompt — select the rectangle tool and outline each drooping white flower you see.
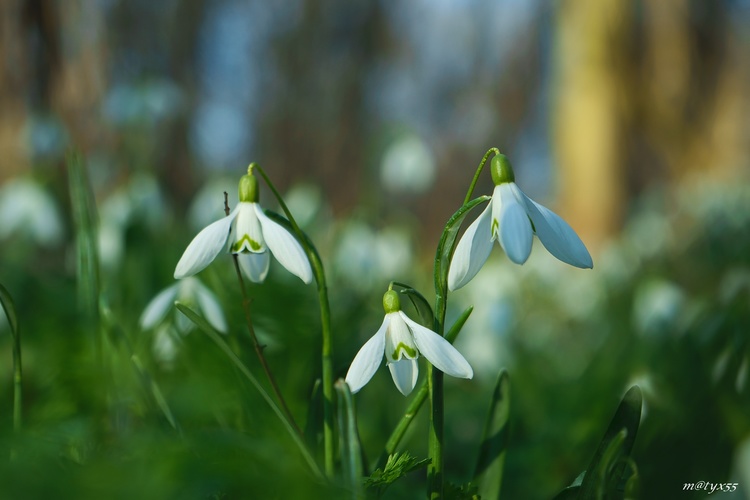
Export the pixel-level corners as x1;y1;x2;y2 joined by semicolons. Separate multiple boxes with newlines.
0;177;63;247
346;290;473;396
174;166;312;284
448;154;592;291
140;276;227;334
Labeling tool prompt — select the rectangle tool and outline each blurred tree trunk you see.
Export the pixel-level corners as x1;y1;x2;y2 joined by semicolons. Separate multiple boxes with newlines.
554;0;749;249
0;0;31;182
641;0;748;184
552;0;631;251
49;0;107;155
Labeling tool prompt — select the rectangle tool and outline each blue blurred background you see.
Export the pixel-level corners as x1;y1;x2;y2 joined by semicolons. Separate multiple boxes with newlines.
2;1;750;498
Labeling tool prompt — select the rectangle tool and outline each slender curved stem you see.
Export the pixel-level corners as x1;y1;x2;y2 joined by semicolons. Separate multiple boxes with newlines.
464;148;500;205
252;165;335;477
223;193;303;438
427;148;498;498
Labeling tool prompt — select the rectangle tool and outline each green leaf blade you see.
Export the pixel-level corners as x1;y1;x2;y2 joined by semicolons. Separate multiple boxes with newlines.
473;369;511;500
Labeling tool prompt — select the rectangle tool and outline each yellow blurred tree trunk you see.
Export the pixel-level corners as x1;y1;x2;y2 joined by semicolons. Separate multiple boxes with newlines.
553;0;749;249
552;0;631;251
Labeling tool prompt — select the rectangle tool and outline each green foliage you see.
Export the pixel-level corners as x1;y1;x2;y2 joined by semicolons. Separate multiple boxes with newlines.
365;451;431;497
444;481;480;500
473;370;510;500
552;386;641;500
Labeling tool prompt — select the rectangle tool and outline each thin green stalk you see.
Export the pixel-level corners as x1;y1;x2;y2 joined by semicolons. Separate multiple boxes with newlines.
67;152;102;354
253;164;335;476
0;283;22;433
223;191;303;437
427;149;498;498
231;255;303;437
464;148;499;205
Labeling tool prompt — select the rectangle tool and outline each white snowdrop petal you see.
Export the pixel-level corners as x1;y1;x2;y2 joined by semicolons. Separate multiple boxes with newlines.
345;316;389;394
402;312;473;379
139;283;180;329
518;187;593;269
237;251;271;283
194;283;228;333
447;201;494;291
497;184;533;265
384;312;418;362
174;209;238;278
231;202;265;253
254;204;313;284
388;358;419;396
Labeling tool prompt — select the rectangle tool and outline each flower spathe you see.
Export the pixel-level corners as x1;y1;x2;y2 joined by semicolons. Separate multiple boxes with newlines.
448;154;593;291
345;290;473;396
174;166;312;284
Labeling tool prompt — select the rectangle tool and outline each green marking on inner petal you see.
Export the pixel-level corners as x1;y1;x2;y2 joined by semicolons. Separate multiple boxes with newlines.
232;235;262;253
390;342;417;360
491;218;499;236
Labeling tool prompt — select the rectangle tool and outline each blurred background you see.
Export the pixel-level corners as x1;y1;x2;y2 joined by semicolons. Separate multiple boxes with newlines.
1;0;750;498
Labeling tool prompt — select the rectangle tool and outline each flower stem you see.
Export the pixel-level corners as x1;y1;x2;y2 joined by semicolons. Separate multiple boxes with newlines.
427;292;448;499
425;149;498;498
464;148;500;204
231;254;303;438
223;192;303;439
249;166;336;477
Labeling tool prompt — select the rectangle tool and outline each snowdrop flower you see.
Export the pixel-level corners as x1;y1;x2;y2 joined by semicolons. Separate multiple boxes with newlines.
140;277;227;334
174;165;312;284
448;154;592;291
0;177;63;247
346;290;473;396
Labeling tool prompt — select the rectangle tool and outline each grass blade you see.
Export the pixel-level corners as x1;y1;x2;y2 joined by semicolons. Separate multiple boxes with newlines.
335;379;365;499
473;369;510;500
66;152;100;323
0;282;22;433
175;301;323;479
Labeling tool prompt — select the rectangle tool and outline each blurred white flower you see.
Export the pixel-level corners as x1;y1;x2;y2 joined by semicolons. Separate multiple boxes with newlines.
380;135;435;194
334;221;414;292
175;167;312;284
632;279;685;337
98;173;167;269
449;154;592;291
346;289;473;396
0;177;63;247
140;276;227;334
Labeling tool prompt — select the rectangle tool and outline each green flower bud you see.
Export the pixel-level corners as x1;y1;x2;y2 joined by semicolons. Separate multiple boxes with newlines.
490;154;515;185
238;167;259;203
383;289;401;313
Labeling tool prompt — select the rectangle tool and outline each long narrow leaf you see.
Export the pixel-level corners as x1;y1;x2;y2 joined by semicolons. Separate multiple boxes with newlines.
67;152;100;322
335;379;365;499
0;282;22;432
391;281;434;328
433;196;491;297
579;386;642;498
473;369;510;499
176;301;323;479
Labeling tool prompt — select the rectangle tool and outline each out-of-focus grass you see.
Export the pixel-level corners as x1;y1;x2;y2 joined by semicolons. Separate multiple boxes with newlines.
1;170;749;498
